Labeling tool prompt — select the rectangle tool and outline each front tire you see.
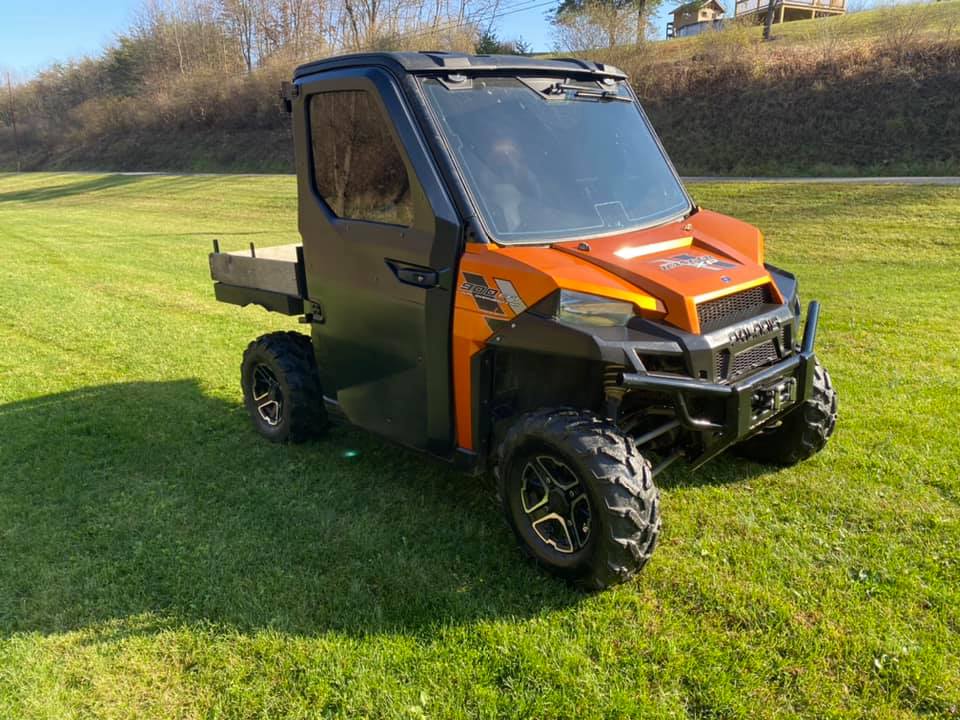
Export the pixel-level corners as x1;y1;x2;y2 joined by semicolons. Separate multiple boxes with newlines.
496;408;661;591
736;361;838;465
241;331;327;443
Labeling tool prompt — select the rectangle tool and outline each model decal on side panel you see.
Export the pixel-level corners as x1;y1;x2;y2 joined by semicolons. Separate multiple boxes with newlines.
459;273;528;317
460;272;505;315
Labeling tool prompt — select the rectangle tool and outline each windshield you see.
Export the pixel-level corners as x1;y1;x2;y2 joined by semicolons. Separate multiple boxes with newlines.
420;76;691;244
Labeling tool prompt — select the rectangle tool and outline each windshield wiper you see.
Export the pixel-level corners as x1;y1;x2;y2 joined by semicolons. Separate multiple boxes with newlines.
546;82;632;103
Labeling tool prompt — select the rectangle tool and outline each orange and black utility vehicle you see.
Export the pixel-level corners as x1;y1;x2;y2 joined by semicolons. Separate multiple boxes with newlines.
209;51;838;589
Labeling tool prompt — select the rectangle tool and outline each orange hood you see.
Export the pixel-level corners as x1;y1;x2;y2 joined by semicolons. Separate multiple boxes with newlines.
463;209;780;335
549;209;779;333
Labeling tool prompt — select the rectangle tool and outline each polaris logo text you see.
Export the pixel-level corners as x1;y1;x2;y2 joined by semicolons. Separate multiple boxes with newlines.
653;254;737;272
728;318;781;344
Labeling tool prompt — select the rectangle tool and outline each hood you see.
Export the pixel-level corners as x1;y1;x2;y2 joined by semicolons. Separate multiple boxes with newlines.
460;209;782;336
549;210;782;334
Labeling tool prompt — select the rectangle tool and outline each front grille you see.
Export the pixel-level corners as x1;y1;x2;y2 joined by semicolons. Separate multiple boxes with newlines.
715;332;785;381
697;285;773;332
730;340;779;379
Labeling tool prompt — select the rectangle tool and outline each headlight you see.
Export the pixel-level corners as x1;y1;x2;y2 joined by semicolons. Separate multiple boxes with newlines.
556;290;636;328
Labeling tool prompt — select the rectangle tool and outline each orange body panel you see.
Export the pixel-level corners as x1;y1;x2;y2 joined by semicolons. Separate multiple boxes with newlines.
452;210;779;450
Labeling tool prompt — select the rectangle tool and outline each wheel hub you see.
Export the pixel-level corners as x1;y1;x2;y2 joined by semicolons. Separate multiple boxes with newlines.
547;486;575;516
519;455;592;555
252;364;284;427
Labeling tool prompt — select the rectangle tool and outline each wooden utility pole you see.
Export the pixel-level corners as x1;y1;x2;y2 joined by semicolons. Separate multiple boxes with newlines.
5;72;21;172
763;0;778;40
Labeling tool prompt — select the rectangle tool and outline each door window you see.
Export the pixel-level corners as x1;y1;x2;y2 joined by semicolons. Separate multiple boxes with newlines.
309;90;414;227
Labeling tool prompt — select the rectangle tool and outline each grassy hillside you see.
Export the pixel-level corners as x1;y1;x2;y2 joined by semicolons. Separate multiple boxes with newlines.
641;42;960;176
1;173;959;718
651;0;960;63
2;2;959;176
598;1;960;175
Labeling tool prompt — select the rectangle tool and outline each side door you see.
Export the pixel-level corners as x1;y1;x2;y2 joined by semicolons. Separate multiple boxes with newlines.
291;66;461;454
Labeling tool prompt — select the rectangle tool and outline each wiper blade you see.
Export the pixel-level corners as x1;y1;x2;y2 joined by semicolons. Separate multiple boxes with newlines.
547;82;632;102
576;89;632;102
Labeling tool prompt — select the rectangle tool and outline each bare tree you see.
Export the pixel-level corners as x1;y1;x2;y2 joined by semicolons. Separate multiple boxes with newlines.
553;0;661;52
219;0;257;71
636;0;646;45
4;72;21;172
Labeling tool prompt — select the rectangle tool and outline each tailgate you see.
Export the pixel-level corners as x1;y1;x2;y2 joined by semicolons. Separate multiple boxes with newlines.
209;243;307;315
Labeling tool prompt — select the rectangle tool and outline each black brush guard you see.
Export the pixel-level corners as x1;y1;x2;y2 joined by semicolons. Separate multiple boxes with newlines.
620;301;822;469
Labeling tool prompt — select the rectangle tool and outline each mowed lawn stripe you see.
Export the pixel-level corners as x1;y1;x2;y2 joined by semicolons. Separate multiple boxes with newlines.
0;173;957;719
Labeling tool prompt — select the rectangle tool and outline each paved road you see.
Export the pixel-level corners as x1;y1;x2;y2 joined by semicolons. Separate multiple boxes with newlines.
683;176;960;186
7;170;959;186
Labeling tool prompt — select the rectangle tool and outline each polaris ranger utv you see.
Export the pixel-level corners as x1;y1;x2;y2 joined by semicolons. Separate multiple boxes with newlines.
209;51;838;589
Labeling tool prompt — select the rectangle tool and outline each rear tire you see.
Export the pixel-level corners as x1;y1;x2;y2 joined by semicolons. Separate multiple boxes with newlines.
495;408;661;591
241;331;327;443
735;361;838;466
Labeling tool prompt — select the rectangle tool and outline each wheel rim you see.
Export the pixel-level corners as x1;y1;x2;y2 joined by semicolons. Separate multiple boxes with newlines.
251;364;283;427
519;455;592;555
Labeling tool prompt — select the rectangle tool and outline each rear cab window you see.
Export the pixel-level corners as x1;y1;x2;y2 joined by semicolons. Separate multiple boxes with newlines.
309;90;414;227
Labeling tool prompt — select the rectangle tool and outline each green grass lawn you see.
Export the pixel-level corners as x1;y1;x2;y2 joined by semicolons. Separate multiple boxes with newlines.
0;173;958;719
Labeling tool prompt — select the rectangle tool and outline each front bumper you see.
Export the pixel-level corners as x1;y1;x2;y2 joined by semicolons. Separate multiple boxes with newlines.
620;301;821;467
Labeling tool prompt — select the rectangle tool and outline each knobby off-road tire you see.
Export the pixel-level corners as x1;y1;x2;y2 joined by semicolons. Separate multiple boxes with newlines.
241;331;327;443
736;361;838;466
496;408;661;591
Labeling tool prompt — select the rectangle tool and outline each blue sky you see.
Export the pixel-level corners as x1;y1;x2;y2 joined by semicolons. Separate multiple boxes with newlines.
0;0;139;76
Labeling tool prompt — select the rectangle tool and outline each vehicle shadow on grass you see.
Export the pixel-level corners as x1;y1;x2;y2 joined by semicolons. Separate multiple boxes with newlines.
654;453;779;492
0;380;582;640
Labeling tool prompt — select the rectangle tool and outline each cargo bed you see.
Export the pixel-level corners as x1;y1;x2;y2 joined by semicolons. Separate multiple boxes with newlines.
209;243;307;316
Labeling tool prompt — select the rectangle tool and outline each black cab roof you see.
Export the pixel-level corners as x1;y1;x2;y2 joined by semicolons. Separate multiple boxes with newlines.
293;51;626;81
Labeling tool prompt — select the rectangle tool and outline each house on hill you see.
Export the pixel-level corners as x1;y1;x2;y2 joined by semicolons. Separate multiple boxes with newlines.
734;0;846;25
667;0;726;38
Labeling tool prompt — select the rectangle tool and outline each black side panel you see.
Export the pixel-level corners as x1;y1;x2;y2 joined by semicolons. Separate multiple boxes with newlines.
470;348;495;464
485;315;608;450
291;67;461;454
489;348;603;424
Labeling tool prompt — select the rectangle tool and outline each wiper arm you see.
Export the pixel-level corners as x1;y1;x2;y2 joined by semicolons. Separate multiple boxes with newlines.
547;82;632;103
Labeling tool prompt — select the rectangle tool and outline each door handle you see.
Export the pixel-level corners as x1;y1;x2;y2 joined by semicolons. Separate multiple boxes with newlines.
387;260;438;288
397;268;438;287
